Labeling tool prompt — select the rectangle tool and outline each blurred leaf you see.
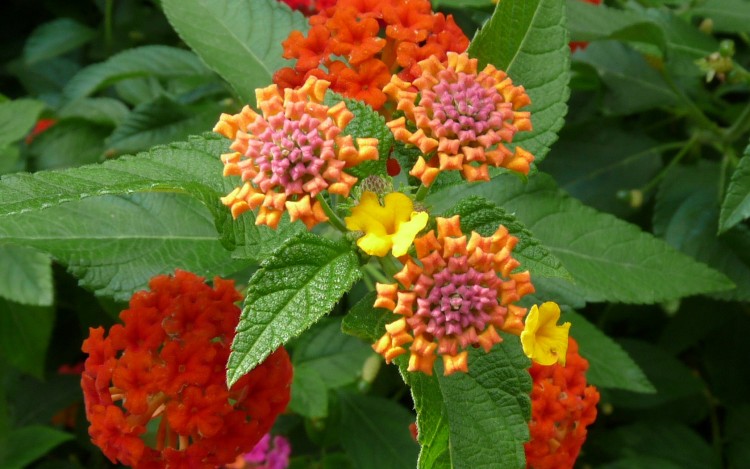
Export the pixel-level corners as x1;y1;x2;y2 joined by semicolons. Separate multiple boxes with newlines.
0;245;52;306
593;421;720;469
725;405;750;468
701;311;750;406
0;145;21;176
341;291;394;342
433;0;493;7
719;144;750;233
0;193;249;300
162;0;308;104
654;161;750;301
644;8;718;76
468;0;569;163
29;120;109;170
57;98;129;127
543;125;662;218
8;374;81;427
658;298;732;355
63;45;213;100
23;18;96;65
105;96;223;155
566;0;666;55
338;391;418;469
597;456;684;469
114;77;166;107
0;99;45;147
427;172;733;303
227;233;361;386
563;310;654;393
293;318;372;388
691;0;750;33
0;425;72;469
443;196;571;280
7;58;80;95
576;41;677;115
289;365;328;418
0;299;54;379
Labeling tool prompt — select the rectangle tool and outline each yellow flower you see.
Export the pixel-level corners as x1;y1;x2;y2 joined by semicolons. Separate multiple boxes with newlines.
521;302;571;366
345;191;428;257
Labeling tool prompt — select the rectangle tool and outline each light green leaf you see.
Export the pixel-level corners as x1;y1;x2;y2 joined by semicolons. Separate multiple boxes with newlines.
162;0;308;103
576;41;677;115
0;245;52;306
57;98;130;127
0;99;45;147
468;0;569;163
29;120;109;170
719;143;750;233
338;391;418;469
227;233;361;386
0;425;73;469
443;196;570;280
562;310;654;393
0;193;249;300
23;18;96;65
691;0;750;33
293;317;372;388
105;96;224;155
654;161;750;301
289;365;328;418
427;172;733;303
63;45;214;100
0;299;54;379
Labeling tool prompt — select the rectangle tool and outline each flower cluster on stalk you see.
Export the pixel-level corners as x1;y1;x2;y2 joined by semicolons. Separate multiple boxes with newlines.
81;270;292;468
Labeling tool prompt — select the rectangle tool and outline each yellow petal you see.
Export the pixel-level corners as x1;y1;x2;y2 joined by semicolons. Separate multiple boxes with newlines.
521;302;571;366
357;232;393;257
391;211;429;257
383;192;415;226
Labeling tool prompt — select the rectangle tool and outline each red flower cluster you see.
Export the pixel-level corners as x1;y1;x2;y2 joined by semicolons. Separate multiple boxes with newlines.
525;338;600;469
274;0;469;109
570;0;603;52
278;0;336;15
81;270;293;469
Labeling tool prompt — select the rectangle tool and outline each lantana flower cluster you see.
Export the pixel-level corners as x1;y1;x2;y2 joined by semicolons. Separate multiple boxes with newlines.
273;0;470;109
81;271;292;468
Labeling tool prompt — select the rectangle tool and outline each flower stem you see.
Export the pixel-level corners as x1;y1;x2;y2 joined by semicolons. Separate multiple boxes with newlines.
316;193;347;232
639;136;699;195
414;184;430;202
378;255;401;279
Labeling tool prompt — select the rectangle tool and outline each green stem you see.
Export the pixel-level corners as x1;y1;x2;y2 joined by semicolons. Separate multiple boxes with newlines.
724;101;750;144
659;68;723;136
104;0;114;53
316;193;347;232
363;262;389;284
640;136;699;194
377;255;401;279
414;184;430;202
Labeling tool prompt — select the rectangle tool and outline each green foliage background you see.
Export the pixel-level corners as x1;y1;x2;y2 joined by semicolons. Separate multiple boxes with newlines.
0;0;749;468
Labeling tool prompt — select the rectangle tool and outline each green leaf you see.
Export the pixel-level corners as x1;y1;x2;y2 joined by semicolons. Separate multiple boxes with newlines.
293;317;372;388
289;365;328;418
29;120;109;170
105;96;224;155
654;161;750;301
691;0;750;33
719;143;750;233
227;233;361;386
0;99;45;147
442;196;571;280
22;18;96;65
562;310;654;393
566;0;666;55
575;41;677;115
427;172;733;303
341;291;394;342
404;335;532;469
63;45;213;100
162;0;308;103
57;98;130;127
468;0;569;163
0;245;52;306
338;391;418;469
0;425;72;469
324;92;394;178
0;193;249;300
0;299;54;379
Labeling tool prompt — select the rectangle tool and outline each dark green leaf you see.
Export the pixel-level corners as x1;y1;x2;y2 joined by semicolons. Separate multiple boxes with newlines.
0;425;73;469
227;233;361;386
0;299;54;379
0;99;45;147
341;291;394;342
162;0;308;103
29;120;109;170
719;143;750;233
0;193;249;300
575;41;677;115
562;310;654;393
443;196;571;279
0;245;52;307
57;98;130;127
338;391;418;469
427;172;733;303
468;0;568;164
289;365;328;418
63;45;213;100
23;18;96;65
